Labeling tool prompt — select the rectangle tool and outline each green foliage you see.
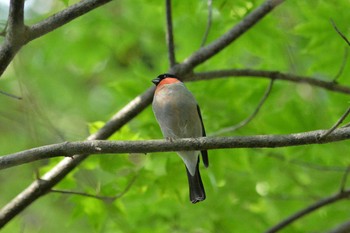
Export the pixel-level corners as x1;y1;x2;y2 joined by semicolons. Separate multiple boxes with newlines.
1;0;350;232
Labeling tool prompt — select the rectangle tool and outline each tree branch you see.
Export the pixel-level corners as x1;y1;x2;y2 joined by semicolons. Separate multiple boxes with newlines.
27;0;112;42
177;0;285;74
0;0;112;77
191;69;350;95
0;0;26;76
7;0;25;43
321;106;350;138
265;189;350;233
327;220;350;233
165;0;176;67
200;0;213;47
331;19;350;47
211;79;274;135
2;127;350;170
50;173;138;202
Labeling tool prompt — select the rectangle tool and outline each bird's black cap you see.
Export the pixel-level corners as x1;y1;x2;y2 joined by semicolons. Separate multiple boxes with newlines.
152;73;181;85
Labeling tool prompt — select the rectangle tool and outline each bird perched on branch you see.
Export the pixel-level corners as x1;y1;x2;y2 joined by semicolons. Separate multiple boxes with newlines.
152;73;208;203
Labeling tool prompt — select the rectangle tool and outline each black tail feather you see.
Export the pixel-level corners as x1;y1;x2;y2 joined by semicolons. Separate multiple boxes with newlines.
185;159;206;204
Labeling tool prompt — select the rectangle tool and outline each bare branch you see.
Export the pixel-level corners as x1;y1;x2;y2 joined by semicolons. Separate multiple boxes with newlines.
200;0;213;47
339;165;350;192
178;0;285;74
165;0;176;67
191;69;350;95
211;79;274;135
327;221;350;233
51;173;138;202
321;106;350;138
331;19;350;47
265;189;350;233
0;89;22;99
333;48;348;82
3;127;350;170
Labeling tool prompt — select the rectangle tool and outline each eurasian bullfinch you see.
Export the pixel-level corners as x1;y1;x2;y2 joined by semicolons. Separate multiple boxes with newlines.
152;73;208;203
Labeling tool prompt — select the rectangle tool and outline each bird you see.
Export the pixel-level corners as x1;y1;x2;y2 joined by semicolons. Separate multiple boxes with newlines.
152;73;208;204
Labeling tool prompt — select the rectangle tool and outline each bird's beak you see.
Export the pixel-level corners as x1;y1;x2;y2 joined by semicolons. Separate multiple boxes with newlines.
152;77;161;85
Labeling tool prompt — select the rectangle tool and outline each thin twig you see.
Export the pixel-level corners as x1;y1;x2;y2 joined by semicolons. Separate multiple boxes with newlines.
333;48;349;82
266;153;348;173
211;79;274;135
165;0;176;67
320;106;350;139
201;0;213;47
265;189;350;233
51;174;138;202
191;69;350;95
339;165;350;193
0;89;22;100
331;19;350;47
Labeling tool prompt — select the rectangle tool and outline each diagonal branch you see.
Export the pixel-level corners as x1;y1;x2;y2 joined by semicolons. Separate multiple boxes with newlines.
28;0;112;42
321;106;350;138
191;69;350;95
265;189;350;233
2;127;350;170
0;0;112;77
327;220;350;233
178;0;285;74
331;19;350;47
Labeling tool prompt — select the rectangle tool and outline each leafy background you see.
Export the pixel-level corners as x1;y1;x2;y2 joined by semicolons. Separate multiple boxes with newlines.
1;0;350;232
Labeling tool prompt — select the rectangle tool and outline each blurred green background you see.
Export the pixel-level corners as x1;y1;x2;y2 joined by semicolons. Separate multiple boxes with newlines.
1;0;350;232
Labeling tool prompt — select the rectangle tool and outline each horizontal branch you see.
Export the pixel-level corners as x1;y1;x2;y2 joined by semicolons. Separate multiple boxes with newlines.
2;127;350;170
191;69;350;95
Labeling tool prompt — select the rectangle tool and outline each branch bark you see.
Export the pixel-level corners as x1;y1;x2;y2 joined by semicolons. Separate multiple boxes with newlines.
2;127;350;170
